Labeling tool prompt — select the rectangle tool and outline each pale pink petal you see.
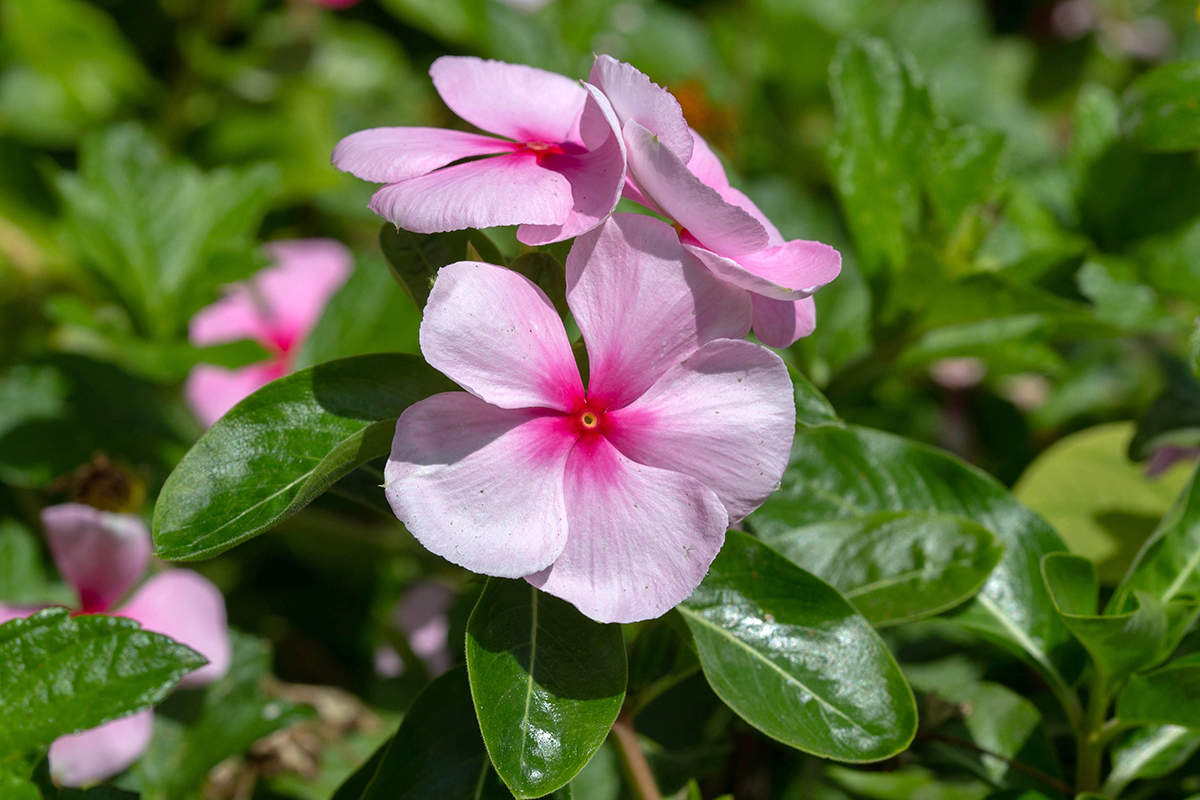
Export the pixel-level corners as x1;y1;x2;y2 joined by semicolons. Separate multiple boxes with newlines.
184;362;284;428
41;504;151;613
385;393;575;578
256;239;354;346
684;238;842;300
565;213;751;409
604;339;795;523
588;55;693;164
332;127;516;183
369;153;573;234
0;604;34;625
430;56;586;144
117;570;231;688
686;129;729;189
717;184;784;244
517;86;626;245
420;261;582;411
188;287;272;349
527;437;727;623
49;710;155;787
393;581;455;677
751;295;817;348
623;121;768;256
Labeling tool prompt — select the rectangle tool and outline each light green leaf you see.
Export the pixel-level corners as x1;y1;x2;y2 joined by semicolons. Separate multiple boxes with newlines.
1104;724;1200;796
678;531;917;762
153;353;454;561
0;608;204;754
466;579;626;798
1121;61;1200;153
1116;653;1200;728
923;125;1005;232
760;511;1003;626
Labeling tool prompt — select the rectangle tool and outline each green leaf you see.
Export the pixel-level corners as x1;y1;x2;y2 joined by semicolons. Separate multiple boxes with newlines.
358;666;512;800
0;773;38;800
330;736;391;800
153;353;455;561
827;37;931;273
1015;422;1189;583
791;368;842;429
379;225;504;311
1121;61;1200;153
1041;553;1170;686
826;765;991;800
1104;724;1200;796
506;253;568;319
677;531;917;762
0;520;50;606
0;608;204;754
760;511;1003;626
923;125;1005;233
1116;653;1200;728
746;425;1072;698
466;580;625;798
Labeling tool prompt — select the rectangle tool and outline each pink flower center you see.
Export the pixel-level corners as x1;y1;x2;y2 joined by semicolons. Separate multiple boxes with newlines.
521;141;565;164
567;401;608;438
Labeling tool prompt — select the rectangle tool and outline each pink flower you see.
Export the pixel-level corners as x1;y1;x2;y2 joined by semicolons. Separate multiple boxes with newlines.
332;56;626;245
185;239;352;427
0;504;230;786
373;581;455;679
383;214;796;623
588;56;842;348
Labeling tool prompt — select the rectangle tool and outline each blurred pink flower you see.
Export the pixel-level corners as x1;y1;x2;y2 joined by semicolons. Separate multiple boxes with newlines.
383;214;795;623
332;56;626;245
0;504;230;786
373;581;456;679
588;56;841;348
185;239;352;427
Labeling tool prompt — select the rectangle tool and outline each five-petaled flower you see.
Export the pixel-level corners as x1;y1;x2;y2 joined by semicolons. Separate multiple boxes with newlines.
383;213;796;623
0;504;230;787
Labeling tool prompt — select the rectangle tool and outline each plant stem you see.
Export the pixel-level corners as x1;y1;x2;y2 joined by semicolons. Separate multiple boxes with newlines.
611;711;662;800
1075;670;1111;794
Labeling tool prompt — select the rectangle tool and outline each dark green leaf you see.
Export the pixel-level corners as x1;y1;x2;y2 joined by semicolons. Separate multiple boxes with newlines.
678;531;917;762
153;353;454;561
466;579;626;798
379;225;503;311
746;426;1072;698
761;511;1003;626
1121;61;1200;153
0;608;204;754
330;735;391;800
1116;653;1200;728
792;368;841;429
0;520;50;606
1104;724;1200;796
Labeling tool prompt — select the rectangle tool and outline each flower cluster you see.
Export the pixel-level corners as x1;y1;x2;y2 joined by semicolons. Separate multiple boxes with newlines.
335;56;842;623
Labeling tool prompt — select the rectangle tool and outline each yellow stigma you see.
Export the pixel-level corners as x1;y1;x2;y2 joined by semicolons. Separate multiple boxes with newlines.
581;411;599;429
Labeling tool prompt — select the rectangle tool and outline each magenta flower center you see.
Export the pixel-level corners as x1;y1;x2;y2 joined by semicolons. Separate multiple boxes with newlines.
521;140;565;164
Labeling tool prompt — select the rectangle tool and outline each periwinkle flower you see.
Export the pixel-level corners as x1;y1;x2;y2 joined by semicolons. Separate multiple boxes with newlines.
332;56;626;245
185;238;352;427
0;504;230;786
383;214;795;623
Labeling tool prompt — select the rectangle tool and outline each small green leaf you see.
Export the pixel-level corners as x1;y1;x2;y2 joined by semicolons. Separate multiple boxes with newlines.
678;531;917;762
760;511;1003;626
0;608;204;754
153;353;454;561
380;225;504;310
1121;61;1200;153
1117;654;1200;728
791;368;841;429
1104;724;1200;796
466;579;625;798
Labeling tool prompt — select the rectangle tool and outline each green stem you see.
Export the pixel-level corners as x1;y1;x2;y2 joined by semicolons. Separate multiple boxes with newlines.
1075;670;1111;794
611;711;662;800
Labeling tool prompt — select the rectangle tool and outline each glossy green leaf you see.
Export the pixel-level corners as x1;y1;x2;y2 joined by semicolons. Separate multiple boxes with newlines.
1117;653;1200;728
677;531;917;762
792;368;842;429
358;666;512;800
761;511;1002;626
1042;553;1170;686
153;353;454;561
0;608;204;754
746;425;1072;698
466;580;625;798
379;224;504;311
1104;724;1200;796
1121;61;1200;153
1014;422;1188;583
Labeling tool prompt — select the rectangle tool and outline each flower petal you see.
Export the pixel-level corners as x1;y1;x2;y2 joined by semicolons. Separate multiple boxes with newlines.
421;260;582;411
41;504;151;613
332;127;516;183
588;55;693;163
623;121;768;256
0;604;33;625
517;85;626;246
526;436;727;623
256;239;354;346
686;129;729;189
184;362;284;428
392;581;456;677
566;213;751;409
605;338;795;523
684;238;842;300
430;56;586;144
385;393;575;578
49;710;155;787
369;153;573;233
118;570;231;687
752;294;817;348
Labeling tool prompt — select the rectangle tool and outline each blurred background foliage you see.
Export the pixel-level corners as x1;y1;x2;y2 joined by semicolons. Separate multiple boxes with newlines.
3;0;1200;797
